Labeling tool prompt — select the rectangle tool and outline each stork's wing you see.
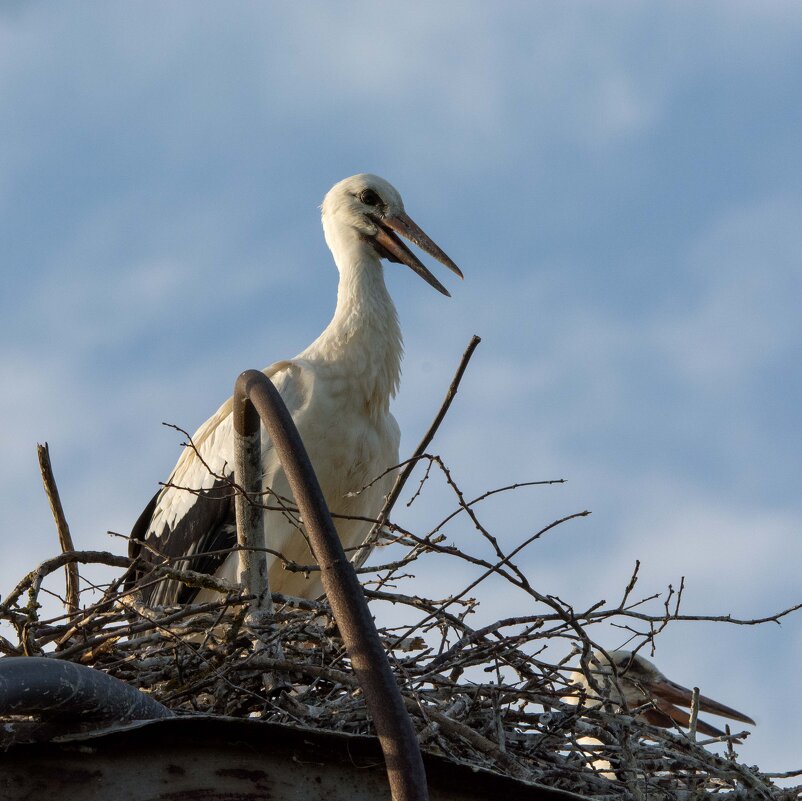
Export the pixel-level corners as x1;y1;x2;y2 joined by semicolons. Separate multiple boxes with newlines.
128;359;306;605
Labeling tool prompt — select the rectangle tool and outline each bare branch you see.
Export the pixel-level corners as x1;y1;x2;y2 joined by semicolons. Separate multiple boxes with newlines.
36;443;80;619
358;334;481;562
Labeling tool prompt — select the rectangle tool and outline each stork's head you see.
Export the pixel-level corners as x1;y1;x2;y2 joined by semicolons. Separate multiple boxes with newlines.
566;650;651;710
566;649;755;738
321;174;463;296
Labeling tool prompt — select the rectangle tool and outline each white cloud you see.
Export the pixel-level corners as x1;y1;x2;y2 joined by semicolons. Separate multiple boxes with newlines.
655;197;802;385
613;478;800;605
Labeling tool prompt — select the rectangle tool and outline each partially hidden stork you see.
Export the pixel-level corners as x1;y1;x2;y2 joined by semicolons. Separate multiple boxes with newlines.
128;174;462;605
563;649;756;779
565;649;756;739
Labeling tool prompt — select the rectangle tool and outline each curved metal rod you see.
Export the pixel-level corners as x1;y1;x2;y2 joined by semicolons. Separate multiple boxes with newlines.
233;369;428;801
0;656;174;721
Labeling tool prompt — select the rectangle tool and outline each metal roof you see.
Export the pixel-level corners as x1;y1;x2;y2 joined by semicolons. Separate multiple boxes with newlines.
0;716;590;801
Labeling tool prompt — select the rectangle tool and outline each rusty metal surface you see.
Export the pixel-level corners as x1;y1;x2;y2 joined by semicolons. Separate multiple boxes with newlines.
232;387;273;622
234;369;428;800
0;717;588;801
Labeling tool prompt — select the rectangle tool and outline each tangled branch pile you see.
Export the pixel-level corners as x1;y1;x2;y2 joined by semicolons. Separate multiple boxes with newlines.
2;469;800;801
2;345;800;800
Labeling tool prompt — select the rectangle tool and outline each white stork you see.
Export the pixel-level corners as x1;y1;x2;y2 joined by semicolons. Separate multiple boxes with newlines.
565;649;755;737
564;649;756;778
129;174;462;605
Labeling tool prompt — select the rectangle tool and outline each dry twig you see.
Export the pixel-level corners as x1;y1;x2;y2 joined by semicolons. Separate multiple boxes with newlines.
37;443;80;618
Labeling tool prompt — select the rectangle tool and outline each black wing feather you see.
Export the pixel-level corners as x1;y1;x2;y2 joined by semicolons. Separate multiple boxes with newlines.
130;479;236;605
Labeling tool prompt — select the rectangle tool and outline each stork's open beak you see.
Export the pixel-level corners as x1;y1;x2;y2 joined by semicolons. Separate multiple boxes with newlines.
641;677;756;739
371;211;463;297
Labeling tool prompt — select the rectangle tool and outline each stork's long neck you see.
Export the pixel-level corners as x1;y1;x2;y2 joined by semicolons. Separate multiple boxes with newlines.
304;249;403;414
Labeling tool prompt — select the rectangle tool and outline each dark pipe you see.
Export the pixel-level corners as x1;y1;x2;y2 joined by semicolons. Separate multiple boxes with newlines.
234;369;428;801
0;656;174;721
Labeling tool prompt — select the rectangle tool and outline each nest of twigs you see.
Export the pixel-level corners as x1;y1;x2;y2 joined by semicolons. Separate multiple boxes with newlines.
3;512;799;800
2;341;800;800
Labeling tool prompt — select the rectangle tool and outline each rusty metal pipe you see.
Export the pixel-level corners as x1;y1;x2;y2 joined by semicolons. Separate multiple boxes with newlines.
233;369;428;801
0;656;174;721
232;389;273;624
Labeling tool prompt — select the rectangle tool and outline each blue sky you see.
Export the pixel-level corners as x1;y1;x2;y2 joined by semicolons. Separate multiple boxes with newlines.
1;1;800;777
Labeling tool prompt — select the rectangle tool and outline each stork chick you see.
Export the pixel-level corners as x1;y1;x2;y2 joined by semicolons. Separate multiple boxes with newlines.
128;174;462;605
566;649;756;738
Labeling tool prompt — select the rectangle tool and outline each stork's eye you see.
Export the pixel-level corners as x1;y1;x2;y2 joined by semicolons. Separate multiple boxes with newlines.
360;189;381;206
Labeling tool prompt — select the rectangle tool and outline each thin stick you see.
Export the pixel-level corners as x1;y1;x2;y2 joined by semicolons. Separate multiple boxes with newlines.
688;686;700;742
37;443;80;618
359;335;481;562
